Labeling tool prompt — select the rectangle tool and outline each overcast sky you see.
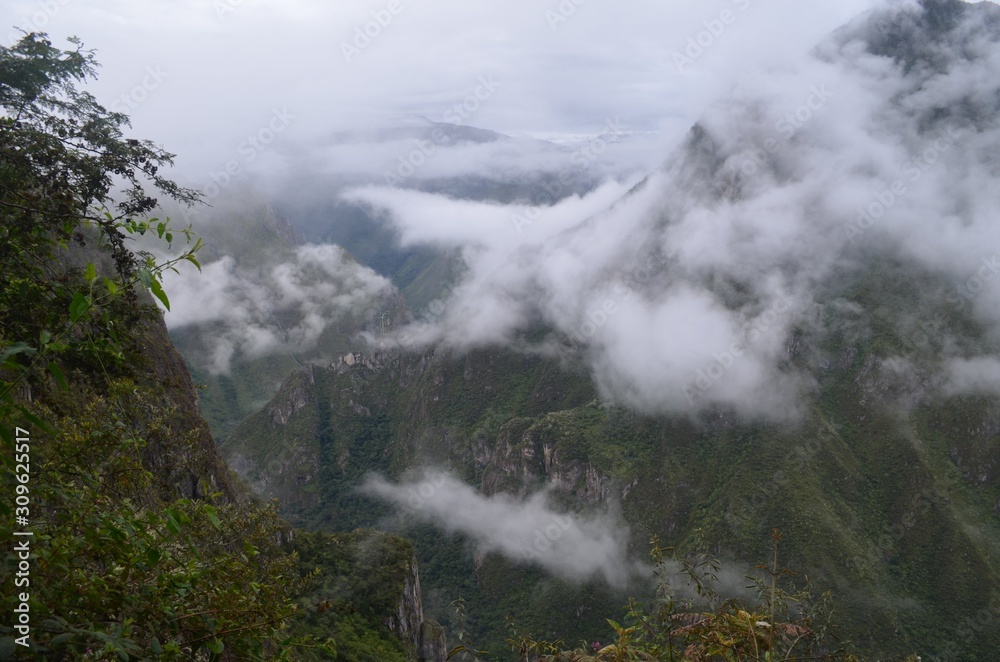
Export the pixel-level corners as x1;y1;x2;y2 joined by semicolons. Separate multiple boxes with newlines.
2;0;883;174
9;0;1000;420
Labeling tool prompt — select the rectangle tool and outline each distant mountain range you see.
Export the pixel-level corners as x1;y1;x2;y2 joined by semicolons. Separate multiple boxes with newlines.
170;1;1000;658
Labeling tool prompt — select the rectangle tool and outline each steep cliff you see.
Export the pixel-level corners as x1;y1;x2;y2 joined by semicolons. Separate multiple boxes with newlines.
223;292;1000;659
212;1;1000;658
135;311;246;503
288;528;447;662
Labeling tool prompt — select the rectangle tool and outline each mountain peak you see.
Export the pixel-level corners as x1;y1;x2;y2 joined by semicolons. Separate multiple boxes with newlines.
831;0;1000;73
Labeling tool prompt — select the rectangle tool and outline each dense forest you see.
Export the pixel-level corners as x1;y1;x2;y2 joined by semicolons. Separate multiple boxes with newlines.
5;1;1000;658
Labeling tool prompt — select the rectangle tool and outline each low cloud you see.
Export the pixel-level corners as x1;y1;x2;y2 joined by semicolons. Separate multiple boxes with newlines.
162;244;394;373
362;469;767;602
360;469;644;586
942;356;1000;396
344;2;1000;420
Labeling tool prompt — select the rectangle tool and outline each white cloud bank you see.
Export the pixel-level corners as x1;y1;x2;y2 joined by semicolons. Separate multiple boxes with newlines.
361;469;645;586
163;244;394;373
346;1;1000;419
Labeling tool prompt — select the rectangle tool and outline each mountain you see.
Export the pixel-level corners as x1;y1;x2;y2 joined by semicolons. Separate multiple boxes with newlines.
162;119;642;443
219;1;1000;659
0;30;453;658
289;528;448;662
264;118;641;308
156;189;410;440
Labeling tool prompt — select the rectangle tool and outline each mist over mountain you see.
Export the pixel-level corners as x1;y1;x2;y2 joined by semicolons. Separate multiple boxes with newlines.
15;0;1000;658
213;1;1000;657
360;469;643;586
166;8;1000;655
155;115;652;375
332;0;1000;422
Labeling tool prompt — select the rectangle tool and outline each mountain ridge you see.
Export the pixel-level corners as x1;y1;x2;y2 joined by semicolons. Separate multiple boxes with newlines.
217;1;1000;658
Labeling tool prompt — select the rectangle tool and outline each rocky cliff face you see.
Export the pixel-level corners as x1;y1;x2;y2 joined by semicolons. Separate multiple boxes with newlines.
221;348;603;516
218;4;1000;657
389;556;447;662
138;312;245;503
223;326;1000;659
57;235;247;505
289;528;448;661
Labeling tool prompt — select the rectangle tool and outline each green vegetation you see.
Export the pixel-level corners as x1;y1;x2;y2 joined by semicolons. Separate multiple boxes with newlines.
1;382;317;659
0;33;415;660
504;532;866;661
224;259;1000;659
5;13;997;662
288;529;422;662
0;31;313;658
159;194;409;443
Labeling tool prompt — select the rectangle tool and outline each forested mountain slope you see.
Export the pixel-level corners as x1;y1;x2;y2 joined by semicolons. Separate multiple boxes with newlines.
223;1;1000;658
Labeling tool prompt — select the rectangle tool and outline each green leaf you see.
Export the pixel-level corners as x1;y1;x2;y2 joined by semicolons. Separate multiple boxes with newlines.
149;277;170;311
208;639;225;655
16;406;56;436
137;268;152;289
84;261;97;283
104;277;119;295
204;505;222;531
0;342;36;365
47;362;69;391
184;253;201;269
166;512;182;535
69;292;90;323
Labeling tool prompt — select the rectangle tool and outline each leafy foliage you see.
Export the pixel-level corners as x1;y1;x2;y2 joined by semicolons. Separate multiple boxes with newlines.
0;32;202;397
1;383;316;659
505;532;863;662
0;32;322;659
286;529;419;662
225;299;1000;659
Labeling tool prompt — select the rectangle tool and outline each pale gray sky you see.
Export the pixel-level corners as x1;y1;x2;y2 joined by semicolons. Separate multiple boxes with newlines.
2;0;881;174
10;0;1000;419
